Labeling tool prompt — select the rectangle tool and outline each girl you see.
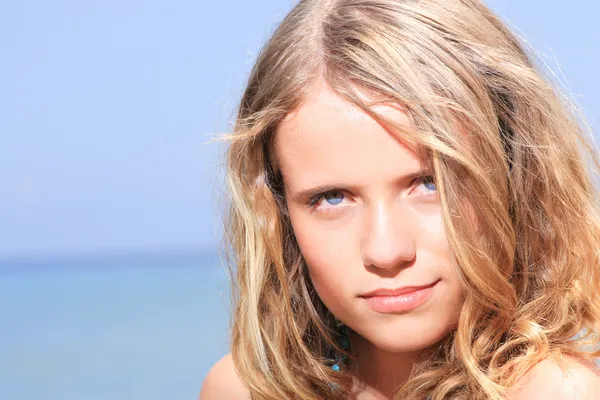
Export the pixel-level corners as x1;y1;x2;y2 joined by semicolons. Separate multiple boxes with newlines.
202;0;600;398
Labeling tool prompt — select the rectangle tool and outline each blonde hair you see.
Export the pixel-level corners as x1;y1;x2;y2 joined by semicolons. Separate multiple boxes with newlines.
223;0;600;398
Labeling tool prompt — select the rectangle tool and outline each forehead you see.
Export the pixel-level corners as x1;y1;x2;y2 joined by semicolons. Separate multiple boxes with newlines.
274;83;423;192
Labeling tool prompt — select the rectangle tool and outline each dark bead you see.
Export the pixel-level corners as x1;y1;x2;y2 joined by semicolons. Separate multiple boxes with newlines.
337;334;350;350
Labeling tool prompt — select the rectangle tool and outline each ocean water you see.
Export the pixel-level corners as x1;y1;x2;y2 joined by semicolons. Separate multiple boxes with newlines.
0;253;230;400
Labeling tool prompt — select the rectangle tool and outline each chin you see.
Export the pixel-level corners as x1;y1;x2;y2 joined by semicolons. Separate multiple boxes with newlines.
369;331;445;353
358;317;458;354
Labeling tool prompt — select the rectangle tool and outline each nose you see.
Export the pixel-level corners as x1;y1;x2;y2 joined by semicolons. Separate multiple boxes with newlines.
361;200;416;272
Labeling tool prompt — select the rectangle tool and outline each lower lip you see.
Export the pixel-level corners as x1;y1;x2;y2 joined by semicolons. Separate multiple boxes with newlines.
362;281;439;313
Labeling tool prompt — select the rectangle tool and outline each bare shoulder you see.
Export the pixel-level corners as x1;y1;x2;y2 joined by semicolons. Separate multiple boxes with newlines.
508;355;600;400
200;353;251;400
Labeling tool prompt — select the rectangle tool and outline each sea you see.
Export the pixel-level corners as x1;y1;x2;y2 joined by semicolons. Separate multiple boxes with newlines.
0;250;230;400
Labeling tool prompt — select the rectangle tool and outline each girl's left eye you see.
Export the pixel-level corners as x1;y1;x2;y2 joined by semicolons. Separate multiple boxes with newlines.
412;175;437;195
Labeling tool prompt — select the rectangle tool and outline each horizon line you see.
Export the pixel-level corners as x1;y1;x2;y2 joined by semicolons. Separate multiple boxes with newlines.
0;245;224;267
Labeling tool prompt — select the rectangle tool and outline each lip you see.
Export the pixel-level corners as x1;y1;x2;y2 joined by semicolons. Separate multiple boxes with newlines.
360;280;440;313
361;280;440;298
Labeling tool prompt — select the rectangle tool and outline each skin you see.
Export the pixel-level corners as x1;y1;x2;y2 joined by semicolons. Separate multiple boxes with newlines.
275;81;463;398
200;81;600;399
199;354;600;400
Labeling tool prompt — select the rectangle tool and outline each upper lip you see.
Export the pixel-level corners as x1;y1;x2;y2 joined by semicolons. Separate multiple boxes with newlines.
360;280;439;298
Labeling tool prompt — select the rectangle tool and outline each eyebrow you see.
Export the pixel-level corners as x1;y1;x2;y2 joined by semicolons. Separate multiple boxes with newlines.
289;167;433;204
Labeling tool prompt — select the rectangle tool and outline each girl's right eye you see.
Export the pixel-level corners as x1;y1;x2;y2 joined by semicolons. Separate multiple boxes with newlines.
309;191;346;208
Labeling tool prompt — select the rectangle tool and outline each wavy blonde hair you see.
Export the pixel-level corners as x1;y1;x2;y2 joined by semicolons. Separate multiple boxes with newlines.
222;0;600;398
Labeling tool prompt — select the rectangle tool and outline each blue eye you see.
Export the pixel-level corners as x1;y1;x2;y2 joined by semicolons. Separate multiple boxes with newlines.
412;175;437;196
423;176;436;191
323;192;344;205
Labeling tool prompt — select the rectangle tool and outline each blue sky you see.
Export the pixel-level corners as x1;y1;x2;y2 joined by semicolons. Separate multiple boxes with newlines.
1;0;598;257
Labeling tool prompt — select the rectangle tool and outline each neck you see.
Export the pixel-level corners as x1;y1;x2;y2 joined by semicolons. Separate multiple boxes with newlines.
351;334;424;399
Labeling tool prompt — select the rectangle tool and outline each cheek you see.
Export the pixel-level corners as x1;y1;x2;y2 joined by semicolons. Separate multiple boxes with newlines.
415;207;464;312
415;205;453;265
287;209;357;311
292;219;349;266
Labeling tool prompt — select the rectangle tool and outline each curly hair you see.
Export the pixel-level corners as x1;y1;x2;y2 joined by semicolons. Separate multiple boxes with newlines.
222;1;600;398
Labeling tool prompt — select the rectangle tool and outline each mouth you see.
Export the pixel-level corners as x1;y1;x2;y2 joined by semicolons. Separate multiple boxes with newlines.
359;279;440;313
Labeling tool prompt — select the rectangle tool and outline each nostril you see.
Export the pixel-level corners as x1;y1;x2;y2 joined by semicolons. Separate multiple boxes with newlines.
362;241;417;274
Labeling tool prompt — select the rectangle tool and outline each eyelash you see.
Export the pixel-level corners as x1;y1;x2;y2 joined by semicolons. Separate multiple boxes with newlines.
307;192;334;207
307;175;437;208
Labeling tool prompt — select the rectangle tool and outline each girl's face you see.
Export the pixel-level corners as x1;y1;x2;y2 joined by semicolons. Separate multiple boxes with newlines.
275;82;464;352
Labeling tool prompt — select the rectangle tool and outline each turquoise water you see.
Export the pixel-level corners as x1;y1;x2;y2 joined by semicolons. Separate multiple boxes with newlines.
0;254;230;400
